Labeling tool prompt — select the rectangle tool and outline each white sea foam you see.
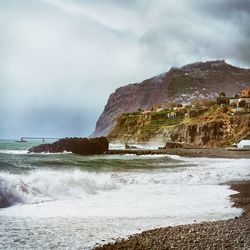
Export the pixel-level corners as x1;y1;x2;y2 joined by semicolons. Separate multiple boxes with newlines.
0;149;28;154
109;142;165;150
0;149;73;155
0;157;249;212
0;156;249;249
0;170;118;207
30;151;72;155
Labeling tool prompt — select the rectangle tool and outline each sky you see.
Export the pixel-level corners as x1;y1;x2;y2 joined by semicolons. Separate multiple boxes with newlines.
0;0;250;139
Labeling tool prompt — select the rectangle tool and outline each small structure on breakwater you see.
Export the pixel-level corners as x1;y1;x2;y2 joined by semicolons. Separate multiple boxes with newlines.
237;140;250;149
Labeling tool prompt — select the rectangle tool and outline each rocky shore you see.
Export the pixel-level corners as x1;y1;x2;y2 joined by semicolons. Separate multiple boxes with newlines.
107;147;250;158
28;137;109;155
94;181;250;250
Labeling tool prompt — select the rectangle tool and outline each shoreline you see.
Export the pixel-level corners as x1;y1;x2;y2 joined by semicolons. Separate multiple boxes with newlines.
107;148;250;158
94;180;250;250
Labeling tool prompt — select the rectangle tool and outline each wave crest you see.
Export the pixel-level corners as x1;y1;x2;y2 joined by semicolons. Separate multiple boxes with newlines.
0;170;118;208
0;177;24;208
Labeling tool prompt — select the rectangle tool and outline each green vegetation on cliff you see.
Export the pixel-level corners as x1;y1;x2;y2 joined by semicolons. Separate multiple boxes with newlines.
109;110;184;142
108;105;250;147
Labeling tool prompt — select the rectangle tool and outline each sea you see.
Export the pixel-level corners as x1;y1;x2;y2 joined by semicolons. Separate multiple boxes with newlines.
0;140;249;249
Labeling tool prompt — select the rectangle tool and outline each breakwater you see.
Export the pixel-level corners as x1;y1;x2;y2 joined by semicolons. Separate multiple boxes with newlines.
106;148;250;158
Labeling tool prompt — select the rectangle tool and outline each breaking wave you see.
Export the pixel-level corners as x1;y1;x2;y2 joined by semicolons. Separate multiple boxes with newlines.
0;170;118;208
0;157;249;208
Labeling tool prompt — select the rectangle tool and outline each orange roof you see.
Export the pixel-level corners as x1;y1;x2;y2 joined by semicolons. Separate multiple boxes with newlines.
241;88;249;97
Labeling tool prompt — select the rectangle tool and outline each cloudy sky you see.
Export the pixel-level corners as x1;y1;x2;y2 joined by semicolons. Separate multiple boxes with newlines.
0;0;249;139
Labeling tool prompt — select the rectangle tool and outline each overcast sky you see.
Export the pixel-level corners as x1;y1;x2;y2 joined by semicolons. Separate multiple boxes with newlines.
1;0;250;139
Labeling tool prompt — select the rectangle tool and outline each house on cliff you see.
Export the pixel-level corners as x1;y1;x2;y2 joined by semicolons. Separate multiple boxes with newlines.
237;88;250;113
167;112;177;118
240;88;250;97
218;88;250;113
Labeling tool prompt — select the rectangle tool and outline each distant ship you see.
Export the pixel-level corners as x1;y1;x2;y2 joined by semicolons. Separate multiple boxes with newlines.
15;138;27;143
15;137;60;143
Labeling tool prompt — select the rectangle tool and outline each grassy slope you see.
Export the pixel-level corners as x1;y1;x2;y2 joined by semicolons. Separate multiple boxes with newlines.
108;105;250;145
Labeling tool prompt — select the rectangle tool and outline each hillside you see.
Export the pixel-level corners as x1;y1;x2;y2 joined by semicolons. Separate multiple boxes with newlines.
92;60;250;137
108;105;250;147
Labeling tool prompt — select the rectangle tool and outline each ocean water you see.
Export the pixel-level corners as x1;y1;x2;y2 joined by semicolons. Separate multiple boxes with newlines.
0;140;249;249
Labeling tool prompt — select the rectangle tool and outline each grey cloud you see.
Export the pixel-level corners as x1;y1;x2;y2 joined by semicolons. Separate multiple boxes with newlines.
198;0;250;65
199;0;250;17
0;0;249;138
138;0;250;66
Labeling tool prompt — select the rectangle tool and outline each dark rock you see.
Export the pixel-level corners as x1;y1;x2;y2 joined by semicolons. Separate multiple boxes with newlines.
125;144;138;149
28;137;109;155
161;142;184;149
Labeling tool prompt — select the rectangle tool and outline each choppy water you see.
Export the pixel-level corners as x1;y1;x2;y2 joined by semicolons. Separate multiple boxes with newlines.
0;140;249;249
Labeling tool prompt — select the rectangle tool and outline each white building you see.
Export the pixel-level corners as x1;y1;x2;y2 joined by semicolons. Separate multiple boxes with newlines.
167;112;177;118
237;140;250;149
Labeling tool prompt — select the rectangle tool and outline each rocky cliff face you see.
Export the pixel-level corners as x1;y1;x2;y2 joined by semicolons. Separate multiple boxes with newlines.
92;60;250;137
158;114;250;147
160;122;225;147
108;105;250;147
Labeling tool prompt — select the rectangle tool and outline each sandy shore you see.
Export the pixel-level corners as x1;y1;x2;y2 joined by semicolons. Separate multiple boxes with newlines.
94;181;250;250
107;148;250;158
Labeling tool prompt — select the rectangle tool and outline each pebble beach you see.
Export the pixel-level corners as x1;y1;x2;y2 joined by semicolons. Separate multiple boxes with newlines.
94;181;250;250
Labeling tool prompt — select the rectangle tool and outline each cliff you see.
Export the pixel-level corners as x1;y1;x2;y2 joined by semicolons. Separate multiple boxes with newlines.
108;106;250;147
92;60;250;137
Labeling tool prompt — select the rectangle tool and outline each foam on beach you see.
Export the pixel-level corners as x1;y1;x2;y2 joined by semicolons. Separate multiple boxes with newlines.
0;145;249;249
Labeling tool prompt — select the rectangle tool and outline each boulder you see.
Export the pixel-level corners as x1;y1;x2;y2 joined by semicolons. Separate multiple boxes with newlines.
162;141;184;149
28;137;109;155
125;143;138;149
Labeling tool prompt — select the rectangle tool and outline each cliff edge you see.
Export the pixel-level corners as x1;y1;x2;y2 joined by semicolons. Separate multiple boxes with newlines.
91;60;250;137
